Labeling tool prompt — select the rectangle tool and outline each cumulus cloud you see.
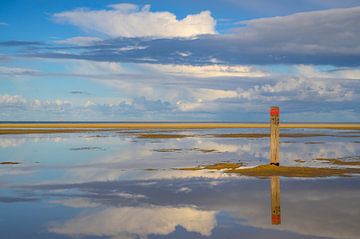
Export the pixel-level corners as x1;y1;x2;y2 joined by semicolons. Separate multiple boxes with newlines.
53;3;216;38
0;94;174;121
0;94;27;108
27;7;358;66
0;94;71;119
49;206;217;238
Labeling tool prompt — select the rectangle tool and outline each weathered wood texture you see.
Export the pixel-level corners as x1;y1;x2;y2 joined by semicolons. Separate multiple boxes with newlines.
270;176;281;225
270;106;280;165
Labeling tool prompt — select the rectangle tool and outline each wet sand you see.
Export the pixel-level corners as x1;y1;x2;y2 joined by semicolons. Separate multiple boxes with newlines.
0;122;360;129
0;161;20;165
178;163;360;177
225;165;360;177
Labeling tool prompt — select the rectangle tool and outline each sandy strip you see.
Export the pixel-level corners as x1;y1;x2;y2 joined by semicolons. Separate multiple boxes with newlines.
0;123;359;130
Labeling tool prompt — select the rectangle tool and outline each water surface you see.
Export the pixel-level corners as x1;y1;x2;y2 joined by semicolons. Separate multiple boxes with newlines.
1;128;359;239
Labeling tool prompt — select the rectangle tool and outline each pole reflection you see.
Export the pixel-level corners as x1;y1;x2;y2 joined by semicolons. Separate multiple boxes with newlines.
270;176;281;225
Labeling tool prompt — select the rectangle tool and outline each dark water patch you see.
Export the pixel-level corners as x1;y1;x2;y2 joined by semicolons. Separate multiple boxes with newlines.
153;148;183;153
304;141;324;144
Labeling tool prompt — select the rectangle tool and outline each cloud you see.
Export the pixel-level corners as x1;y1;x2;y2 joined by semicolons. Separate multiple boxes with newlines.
53;3;216;38
0;94;71;119
0;40;43;47
145;64;268;78
233;6;360;56
0;138;26;148
28;171;360;239
26;7;358;66
226;0;360;15
0;94;27;108
50;198;100;208
296;65;360;80
49;206;217;238
0;22;8;26
0;93;174;121
0;66;40;76
54;36;102;46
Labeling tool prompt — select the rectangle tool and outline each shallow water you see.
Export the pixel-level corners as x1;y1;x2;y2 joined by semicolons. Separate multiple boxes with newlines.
0;128;360;239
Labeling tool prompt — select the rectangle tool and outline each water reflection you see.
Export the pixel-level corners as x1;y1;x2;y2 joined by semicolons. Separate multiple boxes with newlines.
0;129;360;239
49;206;217;238
270;176;281;225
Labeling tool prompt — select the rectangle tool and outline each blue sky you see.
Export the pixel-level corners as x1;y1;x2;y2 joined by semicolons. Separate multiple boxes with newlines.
0;0;360;121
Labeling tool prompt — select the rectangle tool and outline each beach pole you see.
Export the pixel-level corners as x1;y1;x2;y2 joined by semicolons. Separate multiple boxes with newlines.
270;106;280;166
270;176;281;225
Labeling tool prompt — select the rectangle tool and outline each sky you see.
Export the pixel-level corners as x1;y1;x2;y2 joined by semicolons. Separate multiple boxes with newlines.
0;0;360;122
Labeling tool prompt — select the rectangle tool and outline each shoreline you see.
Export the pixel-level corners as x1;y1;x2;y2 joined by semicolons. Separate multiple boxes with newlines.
0;123;360;129
0;123;359;135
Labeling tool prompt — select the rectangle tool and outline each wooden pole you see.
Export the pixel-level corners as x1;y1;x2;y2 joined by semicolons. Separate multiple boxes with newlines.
270;106;280;166
270;176;281;225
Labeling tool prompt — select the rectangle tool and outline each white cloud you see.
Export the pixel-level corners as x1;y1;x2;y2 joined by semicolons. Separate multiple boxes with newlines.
53;4;216;38
145;64;267;78
0;66;39;75
54;36;102;46
117;45;148;52
50;198;100;208
72;60;125;75
115;192;147;200
0;138;26;148
176;51;192;57
49;206;217;238
191;88;238;101
0;22;8;26
176;187;192;193
176;88;239;111
0;94;71;115
0;94;27;107
297;65;360;80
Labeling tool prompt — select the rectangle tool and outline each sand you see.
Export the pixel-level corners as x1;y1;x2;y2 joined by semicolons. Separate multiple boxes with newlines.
0;123;360;129
225;165;360;177
177;163;360;177
137;134;191;139
1;123;359;135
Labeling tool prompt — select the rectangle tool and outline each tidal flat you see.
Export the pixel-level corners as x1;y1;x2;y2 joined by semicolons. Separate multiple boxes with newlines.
0;126;360;239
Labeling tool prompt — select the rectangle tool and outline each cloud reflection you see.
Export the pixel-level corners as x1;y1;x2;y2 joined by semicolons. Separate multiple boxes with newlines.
49;206;217;238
